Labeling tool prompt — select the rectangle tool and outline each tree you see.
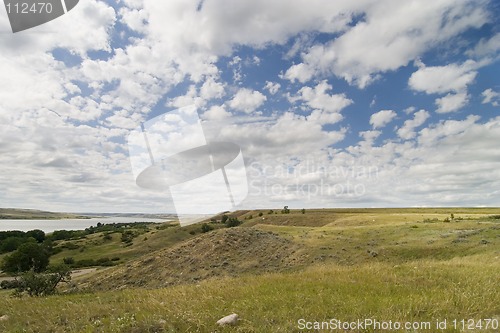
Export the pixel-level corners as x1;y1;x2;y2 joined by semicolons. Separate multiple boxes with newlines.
281;206;290;214
301;208;306;214
1;242;50;273
0;237;33;253
14;264;71;296
26;229;45;243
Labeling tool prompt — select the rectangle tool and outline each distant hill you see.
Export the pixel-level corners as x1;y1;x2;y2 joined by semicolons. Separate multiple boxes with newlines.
0;208;90;220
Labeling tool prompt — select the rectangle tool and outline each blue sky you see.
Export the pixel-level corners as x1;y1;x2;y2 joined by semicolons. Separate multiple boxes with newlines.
0;0;499;213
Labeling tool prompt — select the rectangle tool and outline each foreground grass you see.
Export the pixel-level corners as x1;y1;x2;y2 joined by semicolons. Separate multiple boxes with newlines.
0;259;498;333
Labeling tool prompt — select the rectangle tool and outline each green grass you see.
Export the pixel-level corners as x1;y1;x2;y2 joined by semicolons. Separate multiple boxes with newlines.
0;208;499;332
48;222;216;267
0;260;498;332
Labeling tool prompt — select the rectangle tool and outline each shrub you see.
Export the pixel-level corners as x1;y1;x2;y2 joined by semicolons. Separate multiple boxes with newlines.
25;229;45;243
121;230;136;243
226;217;242;228
63;257;75;265
14;265;71;297
1;242;50;273
201;223;213;233
1;279;20;290
258;212;263;217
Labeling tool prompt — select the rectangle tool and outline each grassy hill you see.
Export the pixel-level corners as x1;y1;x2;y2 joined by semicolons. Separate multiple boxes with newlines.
0;208;499;332
0;208;89;220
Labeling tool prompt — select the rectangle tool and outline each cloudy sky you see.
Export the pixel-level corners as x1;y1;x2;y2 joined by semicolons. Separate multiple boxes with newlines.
0;0;499;213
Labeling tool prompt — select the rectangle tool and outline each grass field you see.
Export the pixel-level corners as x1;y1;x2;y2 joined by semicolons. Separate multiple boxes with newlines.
0;208;498;332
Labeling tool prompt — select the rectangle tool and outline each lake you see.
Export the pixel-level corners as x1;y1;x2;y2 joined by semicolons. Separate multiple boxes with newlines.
0;217;171;233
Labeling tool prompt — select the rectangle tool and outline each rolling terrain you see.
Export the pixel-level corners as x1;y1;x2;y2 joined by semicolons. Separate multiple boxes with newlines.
0;208;499;332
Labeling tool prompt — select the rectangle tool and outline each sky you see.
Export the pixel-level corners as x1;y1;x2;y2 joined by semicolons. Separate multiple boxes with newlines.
0;0;499;213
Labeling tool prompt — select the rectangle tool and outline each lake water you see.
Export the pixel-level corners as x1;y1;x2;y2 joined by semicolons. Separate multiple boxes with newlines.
0;217;170;233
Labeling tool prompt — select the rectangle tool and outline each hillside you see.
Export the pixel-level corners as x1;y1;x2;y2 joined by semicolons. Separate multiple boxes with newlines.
0;208;89;220
83;228;304;290
0;208;499;332
77;208;500;291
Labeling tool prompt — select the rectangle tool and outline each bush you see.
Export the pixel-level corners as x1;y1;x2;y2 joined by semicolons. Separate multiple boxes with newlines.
61;242;80;250
14;265;71;297
121;230;137;244
201;223;213;233
221;215;229;224
258;212;263;217
0;237;33;253
226;217;242;228
26;229;45;243
63;257;75;265
1;242;50;273
1;279;20;290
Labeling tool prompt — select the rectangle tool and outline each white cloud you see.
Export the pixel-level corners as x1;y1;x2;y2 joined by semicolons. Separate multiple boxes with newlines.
200;77;226;100
466;32;500;58
0;0;498;212
481;88;500;106
294;80;353;113
264;81;281;95
359;130;381;146
435;92;470;114
283;63;314;83
203;105;232;121
287;0;489;88
370;110;397;129
418;115;481;146
228;88;267;113
408;60;478;94
403;106;416;114
397;109;430;140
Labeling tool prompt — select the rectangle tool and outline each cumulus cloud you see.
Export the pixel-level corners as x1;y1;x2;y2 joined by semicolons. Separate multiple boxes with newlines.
408;61;478;95
228;88;267;113
397;110;430;140
466;32;500;58
370;110;397;129
203;105;232;120
0;0;497;212
435;92;470;114
286;0;489;87
283;63;314;83
481;89;500;106
294;80;353;113
409;60;481;113
264;81;281;95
